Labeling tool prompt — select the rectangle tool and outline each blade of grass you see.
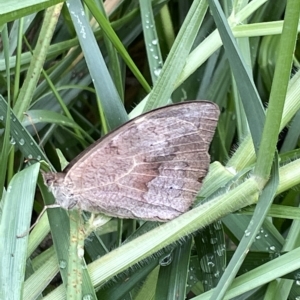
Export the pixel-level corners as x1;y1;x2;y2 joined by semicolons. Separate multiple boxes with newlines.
0;25;11;198
177;0;268;90
67;210;85;298
280;110;300;153
155;239;192;299
23;248;59;299
0;0;64;25
95;0;124;101
83;0;151;94
23;110;93;143
143;0;208;111
210;154;279;300
0;163;40;300
254;0;300;181
0;96;51;165
67;0;128;130
207;0;265;152
38;168;96;298
13;3;64;120
227;44;300;171
140;0;163;84
193;247;300;299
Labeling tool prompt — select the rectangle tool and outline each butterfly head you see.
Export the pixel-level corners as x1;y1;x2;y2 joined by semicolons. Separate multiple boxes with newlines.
42;171;78;210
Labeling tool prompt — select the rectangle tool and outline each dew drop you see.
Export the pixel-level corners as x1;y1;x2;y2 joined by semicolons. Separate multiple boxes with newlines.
59;260;67;269
210;237;218;244
154;68;162;76
207;261;215;269
244;230;251;237
216;244;226;256
77;246;84;258
19;138;25;146
10;137;16;145
159;253;173;266
269;245;276;252
214;270;220;278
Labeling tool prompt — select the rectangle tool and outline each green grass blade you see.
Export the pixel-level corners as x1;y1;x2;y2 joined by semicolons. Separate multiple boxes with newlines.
0;0;64;25
155;240;192;299
0;163;40;299
24;247;59;299
0;96;50;164
211;154;279;300
83;0;151;94
0;25;11;198
144;0;208;111
207;0;265;152
255;0;300;180
67;0;128;130
96;1;124;101
14;3;64;120
140;0;163;84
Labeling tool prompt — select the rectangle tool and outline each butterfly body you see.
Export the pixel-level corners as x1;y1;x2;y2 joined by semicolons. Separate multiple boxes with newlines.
43;101;219;221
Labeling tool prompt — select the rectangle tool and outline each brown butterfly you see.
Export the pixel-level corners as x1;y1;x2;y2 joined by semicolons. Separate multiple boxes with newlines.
42;101;219;222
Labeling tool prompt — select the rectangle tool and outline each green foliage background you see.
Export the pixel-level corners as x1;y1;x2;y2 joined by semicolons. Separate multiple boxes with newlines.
1;0;300;299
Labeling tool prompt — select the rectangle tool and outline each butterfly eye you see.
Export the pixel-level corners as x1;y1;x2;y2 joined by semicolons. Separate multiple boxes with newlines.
45;179;52;185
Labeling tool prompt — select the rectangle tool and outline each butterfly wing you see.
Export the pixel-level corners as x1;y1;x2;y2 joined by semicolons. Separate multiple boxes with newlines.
62;101;219;221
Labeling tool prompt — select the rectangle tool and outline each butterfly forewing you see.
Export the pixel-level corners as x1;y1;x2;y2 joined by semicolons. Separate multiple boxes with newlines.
44;101;219;221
